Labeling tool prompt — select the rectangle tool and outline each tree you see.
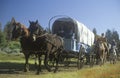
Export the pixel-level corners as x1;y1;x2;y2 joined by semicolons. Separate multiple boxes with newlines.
4;17;16;41
4;22;12;41
0;32;6;47
0;22;2;31
105;29;119;43
105;29;112;43
112;30;119;42
0;23;7;47
105;29;120;54
112;30;120;54
93;28;97;35
117;40;120;54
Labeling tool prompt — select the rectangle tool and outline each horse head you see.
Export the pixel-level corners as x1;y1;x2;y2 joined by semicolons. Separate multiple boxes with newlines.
29;20;45;41
11;18;29;40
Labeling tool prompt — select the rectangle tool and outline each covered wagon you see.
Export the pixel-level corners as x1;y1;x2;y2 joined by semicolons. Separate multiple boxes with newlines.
52;17;95;52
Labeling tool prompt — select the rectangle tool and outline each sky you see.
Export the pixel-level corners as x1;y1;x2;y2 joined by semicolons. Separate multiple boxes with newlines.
0;0;120;36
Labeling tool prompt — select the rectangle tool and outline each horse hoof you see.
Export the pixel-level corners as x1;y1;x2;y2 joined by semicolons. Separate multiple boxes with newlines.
36;72;40;75
48;69;51;72
54;70;57;73
24;69;28;72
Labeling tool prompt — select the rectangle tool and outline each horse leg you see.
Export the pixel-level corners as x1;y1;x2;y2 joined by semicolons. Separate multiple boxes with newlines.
36;54;42;75
109;54;112;64
24;54;30;72
44;53;51;72
52;57;56;67
35;55;37;65
103;52;105;65
113;55;116;64
102;52;104;65
86;53;90;65
100;57;103;66
54;54;59;73
110;59;112;64
49;54;55;67
115;56;117;64
104;53;106;63
34;55;37;67
96;53;99;65
99;53;103;66
113;58;115;64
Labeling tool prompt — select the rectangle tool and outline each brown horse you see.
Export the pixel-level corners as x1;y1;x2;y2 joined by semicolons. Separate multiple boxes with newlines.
29;20;45;41
11;19;47;74
11;19;32;72
95;40;106;65
28;20;64;73
11;19;63;74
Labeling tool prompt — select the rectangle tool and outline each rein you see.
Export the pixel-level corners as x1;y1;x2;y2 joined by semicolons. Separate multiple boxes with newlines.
36;33;63;51
36;33;48;38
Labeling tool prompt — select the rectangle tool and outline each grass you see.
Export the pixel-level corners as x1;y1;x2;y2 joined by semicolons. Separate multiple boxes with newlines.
0;52;36;63
78;63;120;78
0;52;24;61
0;53;120;78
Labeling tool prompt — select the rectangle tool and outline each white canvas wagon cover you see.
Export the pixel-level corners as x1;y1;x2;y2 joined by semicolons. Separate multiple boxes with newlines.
52;17;95;46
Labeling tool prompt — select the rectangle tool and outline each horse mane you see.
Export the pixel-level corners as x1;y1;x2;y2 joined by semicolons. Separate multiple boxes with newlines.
21;24;30;37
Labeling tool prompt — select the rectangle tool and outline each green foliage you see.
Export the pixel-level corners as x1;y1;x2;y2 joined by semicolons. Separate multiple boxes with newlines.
4;22;12;41
105;29;120;54
112;30;119;42
105;29;113;43
93;28;97;35
0;22;7;47
8;41;20;49
5;41;21;54
105;29;119;44
0;18;21;54
0;22;2;31
0;53;24;61
0;31;7;47
0;40;21;54
117;40;120;54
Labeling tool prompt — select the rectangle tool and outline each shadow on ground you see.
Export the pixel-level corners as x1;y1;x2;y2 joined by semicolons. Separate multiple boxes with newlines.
0;61;83;75
0;62;46;74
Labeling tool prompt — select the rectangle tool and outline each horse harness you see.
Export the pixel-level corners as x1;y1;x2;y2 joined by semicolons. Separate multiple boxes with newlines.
35;33;63;54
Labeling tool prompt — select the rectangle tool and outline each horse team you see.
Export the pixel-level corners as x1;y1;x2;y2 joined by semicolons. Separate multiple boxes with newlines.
10;18;118;74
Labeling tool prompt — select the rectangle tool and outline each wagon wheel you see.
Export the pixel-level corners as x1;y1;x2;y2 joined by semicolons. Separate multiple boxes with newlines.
64;58;70;67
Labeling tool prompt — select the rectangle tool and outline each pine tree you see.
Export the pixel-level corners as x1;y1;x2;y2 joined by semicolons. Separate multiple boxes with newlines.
4;17;16;41
0;23;7;47
105;29;112;43
93;28;97;35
